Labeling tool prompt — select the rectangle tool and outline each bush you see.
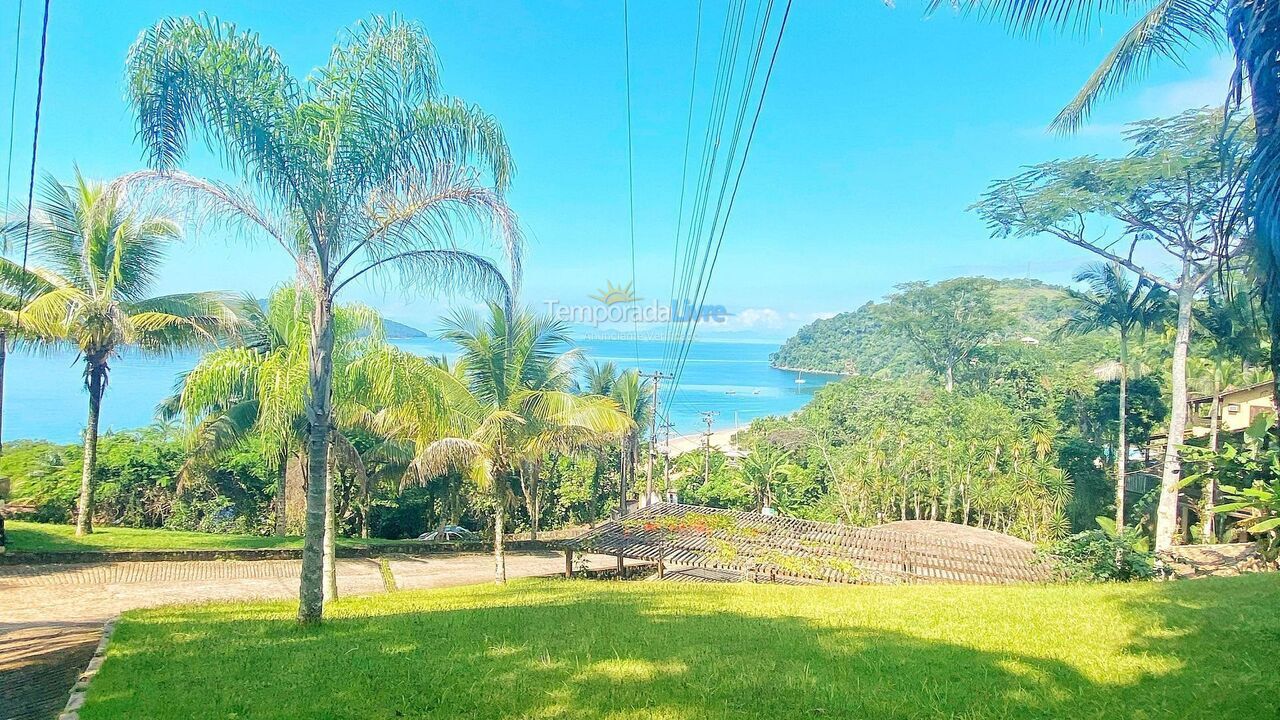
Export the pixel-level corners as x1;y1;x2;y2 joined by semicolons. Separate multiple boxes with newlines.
1048;520;1155;582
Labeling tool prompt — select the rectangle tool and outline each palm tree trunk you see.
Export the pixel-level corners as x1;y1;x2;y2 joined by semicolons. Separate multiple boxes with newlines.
944;364;955;393
76;359;107;536
323;441;338;603
1116;330;1129;530
1155;273;1194;551
274;447;288;536
299;295;335;624
492;465;506;584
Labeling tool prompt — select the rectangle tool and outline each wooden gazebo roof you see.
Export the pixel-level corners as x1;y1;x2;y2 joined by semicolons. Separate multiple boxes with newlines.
570;503;1053;585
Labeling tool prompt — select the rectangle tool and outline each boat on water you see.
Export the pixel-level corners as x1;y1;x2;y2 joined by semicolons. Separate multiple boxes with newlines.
795;371;806;384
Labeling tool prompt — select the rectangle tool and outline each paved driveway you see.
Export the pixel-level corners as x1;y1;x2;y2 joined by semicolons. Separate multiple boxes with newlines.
0;551;618;720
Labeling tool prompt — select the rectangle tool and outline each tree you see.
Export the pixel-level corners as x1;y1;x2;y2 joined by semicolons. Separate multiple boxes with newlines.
169;286;415;535
1059;262;1171;529
406;305;631;583
976;108;1253;550
932;0;1280;407
125;14;520;623
1192;272;1269;539
876;277;1009;392
2;172;242;535
572;360;621;525
611;369;653;510
738;442;799;513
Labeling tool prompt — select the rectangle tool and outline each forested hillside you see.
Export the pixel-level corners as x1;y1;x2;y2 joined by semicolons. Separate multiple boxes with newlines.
771;277;1076;374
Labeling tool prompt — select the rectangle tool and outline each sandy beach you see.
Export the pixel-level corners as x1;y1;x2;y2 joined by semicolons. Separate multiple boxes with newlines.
663;426;746;456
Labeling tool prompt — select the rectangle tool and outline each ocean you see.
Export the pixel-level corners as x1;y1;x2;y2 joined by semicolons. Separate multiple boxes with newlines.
1;337;836;445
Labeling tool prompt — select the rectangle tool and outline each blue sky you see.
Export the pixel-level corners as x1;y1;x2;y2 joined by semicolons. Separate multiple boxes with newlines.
2;0;1230;339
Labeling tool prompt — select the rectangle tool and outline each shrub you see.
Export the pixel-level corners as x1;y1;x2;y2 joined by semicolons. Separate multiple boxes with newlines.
1048;517;1154;582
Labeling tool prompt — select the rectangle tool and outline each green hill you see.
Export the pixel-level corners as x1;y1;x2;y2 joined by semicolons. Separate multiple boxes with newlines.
770;277;1075;374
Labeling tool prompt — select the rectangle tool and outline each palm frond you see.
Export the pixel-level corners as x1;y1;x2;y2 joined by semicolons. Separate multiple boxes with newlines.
1050;0;1224;133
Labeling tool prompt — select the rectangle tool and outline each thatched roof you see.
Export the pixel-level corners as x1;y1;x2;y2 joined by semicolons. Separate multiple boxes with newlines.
571;503;1052;585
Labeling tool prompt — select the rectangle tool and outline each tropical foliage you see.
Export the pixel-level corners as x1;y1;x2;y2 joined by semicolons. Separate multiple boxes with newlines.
395;305;632;582
124;13;521;622
1;172;243;536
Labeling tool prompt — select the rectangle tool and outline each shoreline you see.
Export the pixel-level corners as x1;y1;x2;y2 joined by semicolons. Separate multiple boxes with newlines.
769;364;846;376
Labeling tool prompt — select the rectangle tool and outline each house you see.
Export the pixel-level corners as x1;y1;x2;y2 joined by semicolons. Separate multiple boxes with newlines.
1188;380;1276;436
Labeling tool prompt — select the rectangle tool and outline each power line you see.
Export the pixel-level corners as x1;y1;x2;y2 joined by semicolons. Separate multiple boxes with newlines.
4;0;24;222
662;0;707;373
19;0;50;291
621;0;641;366
663;0;749;377
664;0;793;408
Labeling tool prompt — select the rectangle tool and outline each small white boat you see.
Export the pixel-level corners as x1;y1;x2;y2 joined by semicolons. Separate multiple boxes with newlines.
794;371;806;385
725;389;737;395
752;389;761;395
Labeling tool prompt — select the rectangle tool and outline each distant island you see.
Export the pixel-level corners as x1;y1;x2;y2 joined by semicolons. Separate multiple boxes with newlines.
383;318;429;339
770;277;1076;374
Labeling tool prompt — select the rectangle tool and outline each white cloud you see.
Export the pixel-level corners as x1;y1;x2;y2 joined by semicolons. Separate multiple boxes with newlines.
1136;55;1236;116
700;308;837;335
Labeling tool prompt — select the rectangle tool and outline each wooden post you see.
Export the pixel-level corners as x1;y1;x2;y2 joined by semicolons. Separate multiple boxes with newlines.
616;553;624;573
657;553;665;579
564;547;574;578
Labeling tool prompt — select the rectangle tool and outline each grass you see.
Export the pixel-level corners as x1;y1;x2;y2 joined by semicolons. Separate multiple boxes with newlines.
80;574;1280;719
4;521;414;553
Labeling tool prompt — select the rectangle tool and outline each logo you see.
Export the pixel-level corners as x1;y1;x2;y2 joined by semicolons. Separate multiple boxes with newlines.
543;280;732;327
589;280;641;306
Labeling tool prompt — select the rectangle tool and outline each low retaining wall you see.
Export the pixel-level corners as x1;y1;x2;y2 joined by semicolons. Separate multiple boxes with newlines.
1;539;564;566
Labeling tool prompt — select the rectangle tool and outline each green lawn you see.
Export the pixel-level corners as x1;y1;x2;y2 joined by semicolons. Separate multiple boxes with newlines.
4;521;413;553
80;574;1280;719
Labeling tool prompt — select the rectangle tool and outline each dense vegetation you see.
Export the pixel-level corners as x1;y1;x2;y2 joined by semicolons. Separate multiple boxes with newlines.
770;277;1086;375
78;575;1280;719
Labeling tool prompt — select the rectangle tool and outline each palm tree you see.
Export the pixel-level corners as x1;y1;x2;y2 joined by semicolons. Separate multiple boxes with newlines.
611;369;653;512
574;360;619;526
739;443;796;513
934;0;1280;410
124;14;520;623
1192;273;1268;539
408;305;631;583
2;172;242;535
172;286;428;597
1060;262;1170;530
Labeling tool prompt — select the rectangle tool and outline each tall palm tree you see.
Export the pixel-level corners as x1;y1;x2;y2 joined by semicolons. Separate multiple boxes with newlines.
934;0;1280;409
2;172;242;535
409;305;631;583
574;360;619;525
1060;262;1170;529
739;443;796;513
611;369;653;512
124;14;520;623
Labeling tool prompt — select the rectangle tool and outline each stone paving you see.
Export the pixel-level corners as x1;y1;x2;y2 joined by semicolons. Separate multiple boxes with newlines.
0;550;610;720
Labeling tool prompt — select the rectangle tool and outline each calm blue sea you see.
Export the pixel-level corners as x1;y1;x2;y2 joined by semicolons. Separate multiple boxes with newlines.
2;337;835;444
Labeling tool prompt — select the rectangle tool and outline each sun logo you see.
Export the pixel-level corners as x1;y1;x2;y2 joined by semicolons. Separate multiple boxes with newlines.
590;280;641;306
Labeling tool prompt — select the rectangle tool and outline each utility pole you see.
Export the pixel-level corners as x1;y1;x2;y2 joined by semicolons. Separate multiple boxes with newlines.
638;371;670;506
700;411;719;484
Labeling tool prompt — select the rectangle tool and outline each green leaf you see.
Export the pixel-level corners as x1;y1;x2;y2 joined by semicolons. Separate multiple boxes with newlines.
1095;516;1117;537
1248;517;1280;534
